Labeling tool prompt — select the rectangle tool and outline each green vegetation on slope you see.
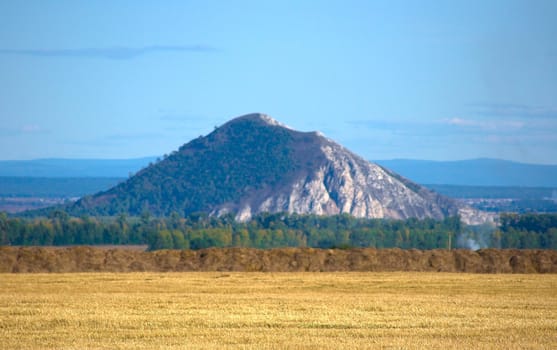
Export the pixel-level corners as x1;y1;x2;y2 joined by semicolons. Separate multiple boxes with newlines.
70;117;312;217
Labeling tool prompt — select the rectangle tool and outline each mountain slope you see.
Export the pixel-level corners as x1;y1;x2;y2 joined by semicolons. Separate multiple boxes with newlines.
69;113;488;224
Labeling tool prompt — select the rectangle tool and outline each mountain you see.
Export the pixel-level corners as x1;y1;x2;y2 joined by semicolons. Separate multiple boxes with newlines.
4;156;555;188
375;159;557;187
0;157;156;177
66;113;489;224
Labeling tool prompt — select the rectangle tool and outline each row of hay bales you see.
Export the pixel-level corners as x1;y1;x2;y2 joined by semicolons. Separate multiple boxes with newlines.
1;246;556;273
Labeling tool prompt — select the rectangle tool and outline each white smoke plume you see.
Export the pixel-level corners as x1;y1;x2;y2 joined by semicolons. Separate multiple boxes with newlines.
456;223;495;250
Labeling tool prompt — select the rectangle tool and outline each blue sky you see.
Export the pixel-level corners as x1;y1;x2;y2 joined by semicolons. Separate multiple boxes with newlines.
1;1;556;164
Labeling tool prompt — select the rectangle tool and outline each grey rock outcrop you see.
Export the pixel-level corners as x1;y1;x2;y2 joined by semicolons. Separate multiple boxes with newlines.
212;114;489;224
71;113;491;225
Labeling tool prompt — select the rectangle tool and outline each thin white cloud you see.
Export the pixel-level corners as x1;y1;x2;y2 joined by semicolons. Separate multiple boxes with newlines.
445;117;476;127
20;124;42;133
0;45;216;60
0;124;48;136
468;103;557;119
443;117;525;131
103;132;164;142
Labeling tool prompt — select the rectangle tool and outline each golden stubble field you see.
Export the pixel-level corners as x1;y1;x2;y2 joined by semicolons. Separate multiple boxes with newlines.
1;272;556;349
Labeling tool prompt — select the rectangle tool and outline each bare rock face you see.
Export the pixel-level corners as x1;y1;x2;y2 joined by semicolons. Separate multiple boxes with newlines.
209;114;488;224
72;113;491;224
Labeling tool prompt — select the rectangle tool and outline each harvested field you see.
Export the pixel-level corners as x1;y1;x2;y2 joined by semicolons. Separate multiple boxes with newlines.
1;246;556;273
1;272;556;349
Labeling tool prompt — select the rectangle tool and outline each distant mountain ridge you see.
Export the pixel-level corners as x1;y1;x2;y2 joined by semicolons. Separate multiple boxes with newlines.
0;157;157;177
0;177;123;198
2;157;555;188
374;158;557;187
58;113;489;224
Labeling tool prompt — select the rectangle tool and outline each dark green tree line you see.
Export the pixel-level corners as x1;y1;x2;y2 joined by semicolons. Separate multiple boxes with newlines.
494;213;557;249
2;211;555;251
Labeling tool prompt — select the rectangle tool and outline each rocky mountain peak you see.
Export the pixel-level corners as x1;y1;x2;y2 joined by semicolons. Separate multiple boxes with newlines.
225;113;293;130
70;113;491;225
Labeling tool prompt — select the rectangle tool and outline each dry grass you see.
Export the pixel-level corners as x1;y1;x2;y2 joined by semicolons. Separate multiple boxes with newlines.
3;246;557;273
1;272;556;349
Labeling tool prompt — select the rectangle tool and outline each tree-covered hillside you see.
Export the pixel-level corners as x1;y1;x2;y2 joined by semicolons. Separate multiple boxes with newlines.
67;115;321;217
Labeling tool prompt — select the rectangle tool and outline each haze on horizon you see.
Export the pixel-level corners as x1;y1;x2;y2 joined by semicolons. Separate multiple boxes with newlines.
1;1;556;164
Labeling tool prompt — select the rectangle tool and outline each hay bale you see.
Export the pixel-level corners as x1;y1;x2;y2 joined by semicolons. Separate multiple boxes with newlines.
1;246;556;273
509;255;537;273
0;247;17;273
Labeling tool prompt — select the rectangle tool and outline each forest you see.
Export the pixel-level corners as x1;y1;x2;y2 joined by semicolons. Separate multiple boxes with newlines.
1;211;556;251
